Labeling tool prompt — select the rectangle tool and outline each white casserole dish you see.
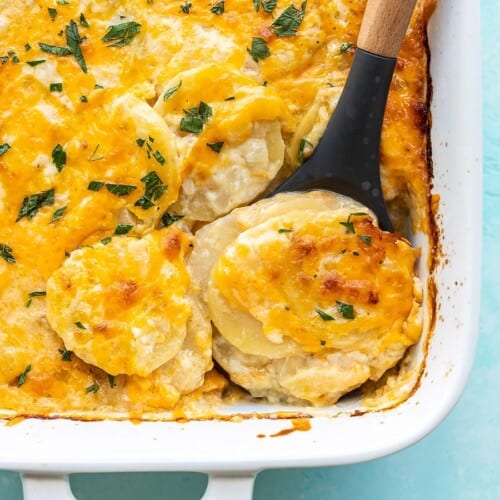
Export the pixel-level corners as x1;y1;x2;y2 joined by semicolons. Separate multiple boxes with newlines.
0;0;482;498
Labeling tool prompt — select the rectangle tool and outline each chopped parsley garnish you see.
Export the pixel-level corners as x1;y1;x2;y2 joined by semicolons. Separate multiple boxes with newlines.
153;150;166;165
52;144;66;171
163;80;182;101
38;43;72;56
181;2;192;13
57;0;70;4
50;82;63;92
87;180;105;191
0;244;15;264
180;101;213;134
340;42;353;54
297;137;313;162
358;235;372;245
94;83;104;89
16;188;55;221
114;224;133;235
136;138;146;147
75;321;87;330
51;206;67;223
254;0;278;13
87;181;137;196
102;21;142;47
79;13;90;28
320;340;327;346
58;349;73;361
25;291;46;308
271;2;307;37
80;95;88;102
107;374;116;388
85;383;99;394
48;8;57;21
17;365;32;387
135;171;168;209
316;308;335;321
339;212;368;234
27;59;46;67
278;228;292;233
101;237;112;245
65;20;88;73
8;51;19;63
210;1;225;15
160;212;183;227
247;37;270;63
0;143;11;157
25;43;31;51
336;301;354;319
224;96;235;101
207;141;224;153
106;183;137;196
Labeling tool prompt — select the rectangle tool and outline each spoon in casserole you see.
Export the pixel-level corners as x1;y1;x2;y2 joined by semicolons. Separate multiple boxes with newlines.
273;0;418;231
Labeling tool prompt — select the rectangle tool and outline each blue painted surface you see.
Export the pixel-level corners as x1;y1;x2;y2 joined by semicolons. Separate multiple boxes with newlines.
1;1;498;498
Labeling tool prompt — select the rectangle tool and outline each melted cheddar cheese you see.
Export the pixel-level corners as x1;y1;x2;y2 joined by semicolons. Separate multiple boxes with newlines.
190;191;423;405
0;0;434;417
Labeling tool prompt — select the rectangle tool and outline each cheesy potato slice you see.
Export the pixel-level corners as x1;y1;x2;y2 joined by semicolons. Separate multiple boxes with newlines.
46;227;202;377
154;64;286;221
190;191;422;405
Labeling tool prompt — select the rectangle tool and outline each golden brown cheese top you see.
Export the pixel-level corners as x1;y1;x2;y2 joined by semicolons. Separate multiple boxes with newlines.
211;212;421;353
0;0;434;418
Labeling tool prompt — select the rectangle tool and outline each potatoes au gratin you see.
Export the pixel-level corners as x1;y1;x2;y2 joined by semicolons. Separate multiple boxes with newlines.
0;0;435;418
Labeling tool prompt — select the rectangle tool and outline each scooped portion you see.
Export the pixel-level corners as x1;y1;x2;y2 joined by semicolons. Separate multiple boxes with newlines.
189;191;422;406
46;226;211;379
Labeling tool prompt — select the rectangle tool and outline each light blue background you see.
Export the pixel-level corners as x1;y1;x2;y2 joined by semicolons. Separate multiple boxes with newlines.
1;1;498;498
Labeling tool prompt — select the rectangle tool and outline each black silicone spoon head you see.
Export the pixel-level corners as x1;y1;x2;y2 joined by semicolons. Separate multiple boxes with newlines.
273;0;418;232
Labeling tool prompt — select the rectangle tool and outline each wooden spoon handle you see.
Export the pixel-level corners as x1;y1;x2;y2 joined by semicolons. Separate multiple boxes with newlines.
357;0;417;58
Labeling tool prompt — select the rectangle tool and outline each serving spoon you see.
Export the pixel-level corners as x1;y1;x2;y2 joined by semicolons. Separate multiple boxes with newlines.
273;0;418;231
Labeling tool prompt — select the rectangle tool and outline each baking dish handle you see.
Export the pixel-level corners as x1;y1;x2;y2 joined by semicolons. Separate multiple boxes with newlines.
21;474;75;500
202;474;256;500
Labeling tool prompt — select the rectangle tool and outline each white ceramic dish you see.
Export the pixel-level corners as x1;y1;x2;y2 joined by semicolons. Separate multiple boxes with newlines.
0;0;482;498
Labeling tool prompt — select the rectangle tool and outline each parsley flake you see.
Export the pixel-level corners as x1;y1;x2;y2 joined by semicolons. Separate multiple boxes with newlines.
58;348;73;361
135;171;168;209
336;301;355;319
316;308;335;321
163;80;182;101
114;224;133;235
27;59;46;67
358;235;372;245
254;0;277;13
85;383;99;394
48;8;58;21
51;206;67;223
210;1;225;15
0;244;16;264
17;365;32;387
297;137;313;163
340;42;353;54
105;183;137;196
0;143;11;157
102;21;142;47
26;291;46;308
180;102;213;134
79;13;90;28
271;2;307;37
75;321;87;330
101;237;112;245
38;43;72;56
278;228;292;233
50;82;63;92
107;374;116;388
181;2;192;13
160;212;184;227
207;142;224;153
65;20;88;73
247;37;270;63
339;212;368;234
16;189;55;221
52;144;66;171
